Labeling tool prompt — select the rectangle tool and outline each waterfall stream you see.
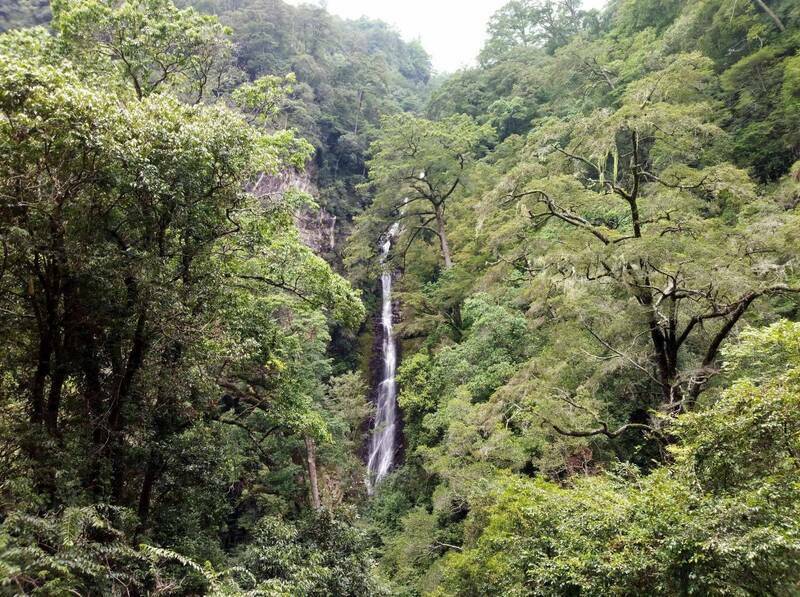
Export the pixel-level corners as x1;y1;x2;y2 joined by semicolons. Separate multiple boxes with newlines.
366;223;400;494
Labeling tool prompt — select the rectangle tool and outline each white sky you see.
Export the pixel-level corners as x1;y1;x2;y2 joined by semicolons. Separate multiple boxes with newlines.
286;0;608;73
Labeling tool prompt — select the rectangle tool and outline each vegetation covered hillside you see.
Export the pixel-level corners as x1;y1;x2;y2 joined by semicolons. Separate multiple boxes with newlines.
0;0;382;592
186;0;431;219
0;0;799;595
348;0;800;594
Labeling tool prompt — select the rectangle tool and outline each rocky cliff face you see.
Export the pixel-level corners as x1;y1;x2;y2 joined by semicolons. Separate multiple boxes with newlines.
295;207;338;256
250;169;342;259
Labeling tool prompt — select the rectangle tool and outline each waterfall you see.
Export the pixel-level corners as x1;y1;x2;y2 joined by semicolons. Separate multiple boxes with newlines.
366;223;400;494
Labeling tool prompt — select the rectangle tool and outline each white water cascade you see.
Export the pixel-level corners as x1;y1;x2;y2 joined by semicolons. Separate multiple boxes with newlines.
366;223;400;494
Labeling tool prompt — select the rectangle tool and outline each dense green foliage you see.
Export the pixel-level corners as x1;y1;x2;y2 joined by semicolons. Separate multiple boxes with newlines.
435;322;800;595
2;0;800;594
347;0;800;594
183;0;431;221
0;0;380;593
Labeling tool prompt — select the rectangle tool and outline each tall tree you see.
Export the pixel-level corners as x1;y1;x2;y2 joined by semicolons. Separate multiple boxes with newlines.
0;2;363;525
480;0;589;64
353;113;493;271
497;52;798;418
52;0;234;101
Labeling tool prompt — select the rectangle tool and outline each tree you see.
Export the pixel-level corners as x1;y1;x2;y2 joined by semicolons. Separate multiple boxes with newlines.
0;0;363;537
480;0;589;64
496;52;798;419
354;113;493;271
52;0;235;101
184;0;432;218
435;320;800;596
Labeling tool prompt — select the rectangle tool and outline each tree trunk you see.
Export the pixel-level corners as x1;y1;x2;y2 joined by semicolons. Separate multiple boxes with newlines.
685;293;759;405
304;435;321;510
435;204;453;270
82;353;107;495
648;319;678;405
636;279;679;406
137;450;162;524
752;0;786;31
354;89;364;135
110;309;148;502
30;327;52;424
44;364;66;436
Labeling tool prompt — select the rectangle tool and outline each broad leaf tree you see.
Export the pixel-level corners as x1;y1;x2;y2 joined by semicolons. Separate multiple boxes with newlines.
0;4;363;533
496;52;798;421
353;113;493;272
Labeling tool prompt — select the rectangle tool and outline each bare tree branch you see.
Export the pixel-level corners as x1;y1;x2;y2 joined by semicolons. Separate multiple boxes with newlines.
551;421;654;439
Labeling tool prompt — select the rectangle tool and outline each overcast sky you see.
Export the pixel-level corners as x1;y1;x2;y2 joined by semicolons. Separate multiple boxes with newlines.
285;0;608;73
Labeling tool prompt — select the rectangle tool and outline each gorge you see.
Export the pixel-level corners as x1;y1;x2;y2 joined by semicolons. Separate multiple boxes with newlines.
1;0;799;594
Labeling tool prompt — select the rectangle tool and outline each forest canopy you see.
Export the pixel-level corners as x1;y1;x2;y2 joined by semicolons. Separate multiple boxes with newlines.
1;0;799;595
